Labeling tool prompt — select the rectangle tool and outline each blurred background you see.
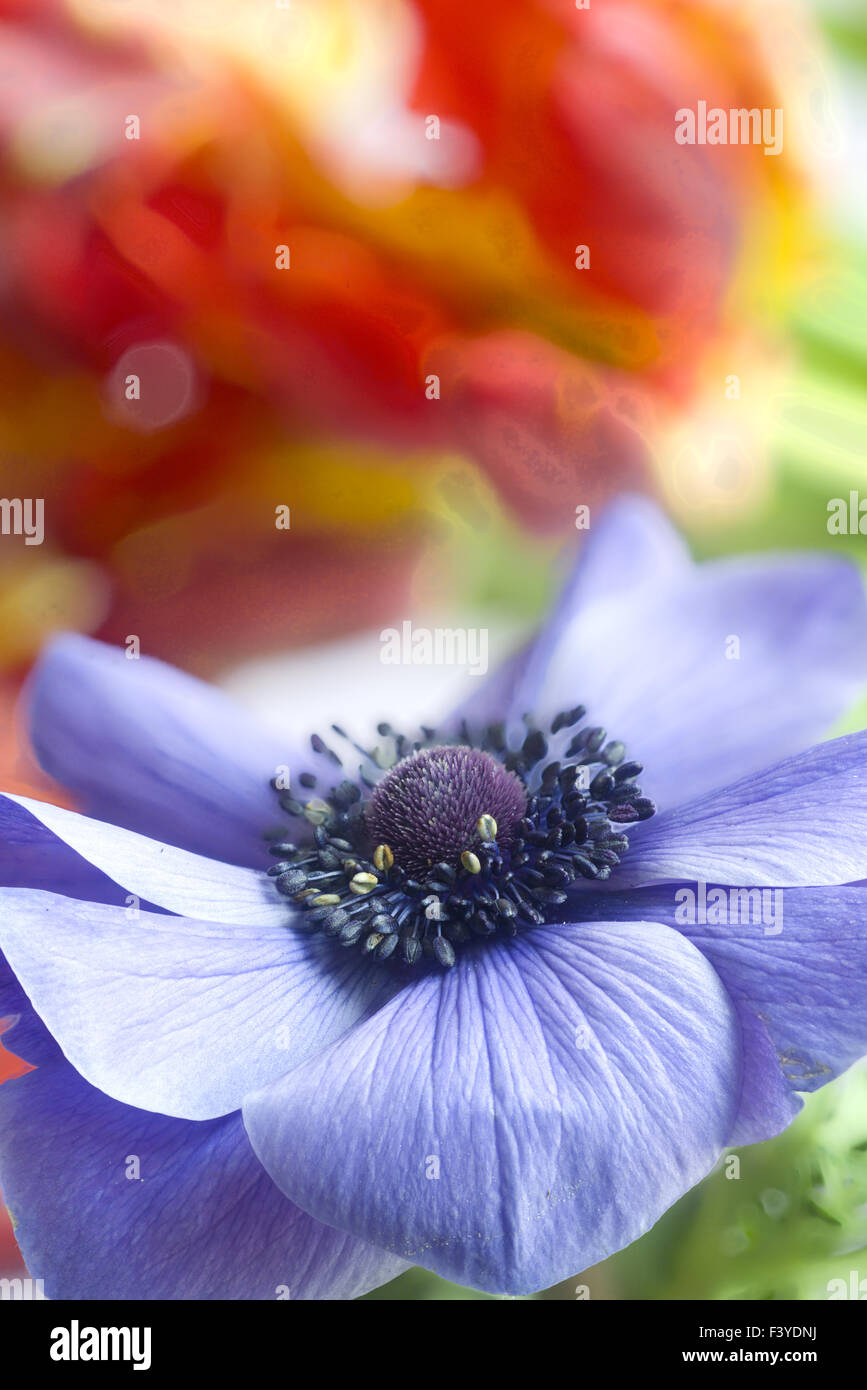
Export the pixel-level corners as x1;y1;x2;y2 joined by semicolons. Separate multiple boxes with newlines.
0;0;865;1298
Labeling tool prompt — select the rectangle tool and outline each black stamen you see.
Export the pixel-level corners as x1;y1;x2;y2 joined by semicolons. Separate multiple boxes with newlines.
265;704;653;969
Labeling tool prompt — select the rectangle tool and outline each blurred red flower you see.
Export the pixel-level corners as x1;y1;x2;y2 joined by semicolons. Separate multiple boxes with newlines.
0;1;796;674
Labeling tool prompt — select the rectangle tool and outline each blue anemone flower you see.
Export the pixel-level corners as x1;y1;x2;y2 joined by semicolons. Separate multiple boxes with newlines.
2;498;867;1299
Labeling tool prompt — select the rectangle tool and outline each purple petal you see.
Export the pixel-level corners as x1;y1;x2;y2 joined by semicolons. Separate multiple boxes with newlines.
0;794;149;906
617;733;867;887
511;496;692;710
727;1007;802;1146
0;1056;407;1299
676;885;867;1099
459;498;867;810
447;496;689;739
0;890;401;1120
569;883;867;1143
2;793;286;924
27;634;327;868
1;950;60;1069
244;921;740;1294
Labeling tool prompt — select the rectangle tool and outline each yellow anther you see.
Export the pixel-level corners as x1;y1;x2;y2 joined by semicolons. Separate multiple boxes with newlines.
476;814;498;843
350;872;378;895
373;844;394;872
303;798;332;826
461;850;482;874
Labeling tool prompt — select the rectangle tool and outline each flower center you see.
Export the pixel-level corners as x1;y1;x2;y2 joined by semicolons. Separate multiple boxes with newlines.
364;746;527;879
265;707;655;969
